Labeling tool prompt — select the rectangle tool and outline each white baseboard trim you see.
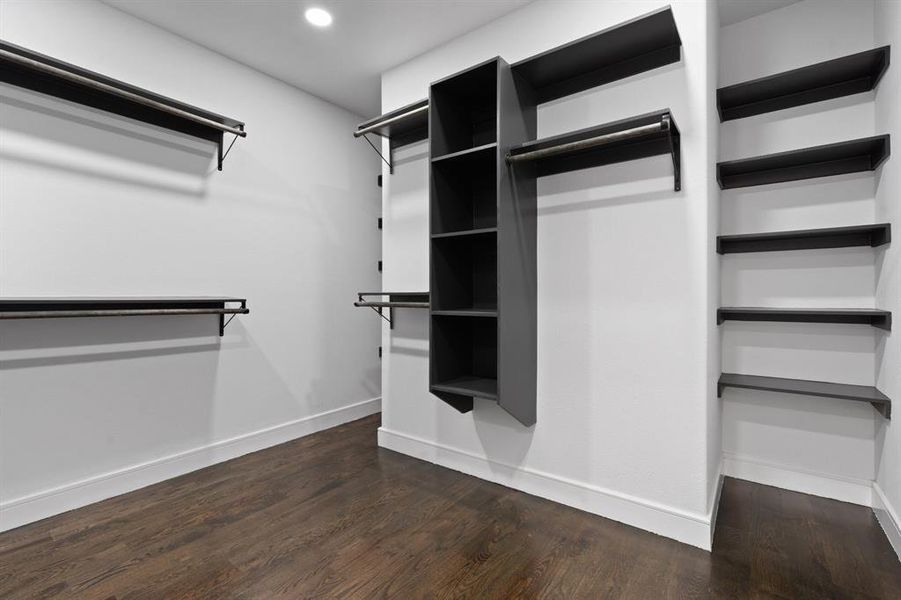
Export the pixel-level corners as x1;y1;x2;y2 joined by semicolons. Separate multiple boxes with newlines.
707;459;725;547
378;427;713;550
0;397;381;533
722;452;873;506
872;482;901;562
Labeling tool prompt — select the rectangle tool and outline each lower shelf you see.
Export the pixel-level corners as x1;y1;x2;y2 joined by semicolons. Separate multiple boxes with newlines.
717;223;891;254
431;376;498;400
717;307;891;330
717;372;891;419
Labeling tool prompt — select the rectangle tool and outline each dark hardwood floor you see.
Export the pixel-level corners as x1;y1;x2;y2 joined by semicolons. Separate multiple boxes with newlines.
1;414;899;599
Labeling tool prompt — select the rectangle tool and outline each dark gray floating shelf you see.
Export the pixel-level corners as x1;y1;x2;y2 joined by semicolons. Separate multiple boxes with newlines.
431;376;498;401
506;109;681;191
717;46;890;121
431;309;498;317
718;373;891;419
431;227;498;240
511;6;682;103
431;142;498;164
717;135;890;189
717;307;891;330
0;39;246;171
354;98;429;149
717;223;890;254
0;297;248;336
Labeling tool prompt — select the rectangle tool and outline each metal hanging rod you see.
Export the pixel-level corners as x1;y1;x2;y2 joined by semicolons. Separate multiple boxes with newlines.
0;308;248;320
507;116;670;164
0;47;247;138
354;104;429;138
354;292;429;329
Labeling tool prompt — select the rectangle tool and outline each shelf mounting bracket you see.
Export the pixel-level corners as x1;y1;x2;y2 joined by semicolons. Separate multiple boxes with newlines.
664;115;681;192
361;133;393;174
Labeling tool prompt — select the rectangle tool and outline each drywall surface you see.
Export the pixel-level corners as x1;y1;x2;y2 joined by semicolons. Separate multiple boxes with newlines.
719;0;881;504
874;0;901;559
0;0;380;530
380;0;719;548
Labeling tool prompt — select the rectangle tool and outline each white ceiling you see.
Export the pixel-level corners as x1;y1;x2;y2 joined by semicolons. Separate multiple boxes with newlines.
718;0;802;27
103;0;531;117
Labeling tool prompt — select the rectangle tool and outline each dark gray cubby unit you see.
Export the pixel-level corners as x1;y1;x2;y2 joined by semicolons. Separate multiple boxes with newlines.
429;57;538;426
718;373;891;419
717;307;891;330
716;135;890;189
507;109;681;191
717;46;890;121
0;39;246;171
717;223;891;254
0;297;248;336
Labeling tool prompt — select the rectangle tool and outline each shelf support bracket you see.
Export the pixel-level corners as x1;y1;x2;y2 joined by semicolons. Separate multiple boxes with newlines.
217;132;242;171
664;115;681;192
873;401;891;419
361;133;393;174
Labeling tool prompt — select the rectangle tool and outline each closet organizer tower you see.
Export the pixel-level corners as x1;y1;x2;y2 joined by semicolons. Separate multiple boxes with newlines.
355;7;684;425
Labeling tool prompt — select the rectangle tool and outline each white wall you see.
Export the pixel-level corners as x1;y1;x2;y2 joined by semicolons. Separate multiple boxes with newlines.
379;0;720;549
874;0;901;559
0;0;381;531
719;0;883;506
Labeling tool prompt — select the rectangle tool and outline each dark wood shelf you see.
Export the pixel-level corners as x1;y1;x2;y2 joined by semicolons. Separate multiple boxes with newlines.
717;135;890;189
506;109;681;191
717;46;890;121
717;307;891;330
354;98;429;148
0;39;246;171
718;373;891;418
431;376;498;401
511;6;682;103
431;142;497;164
431;309;498;317
717;223;890;254
431;227;498;240
0;297;248;336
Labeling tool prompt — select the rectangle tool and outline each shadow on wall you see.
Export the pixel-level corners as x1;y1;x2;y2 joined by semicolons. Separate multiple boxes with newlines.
0;315;234;368
0;83;216;196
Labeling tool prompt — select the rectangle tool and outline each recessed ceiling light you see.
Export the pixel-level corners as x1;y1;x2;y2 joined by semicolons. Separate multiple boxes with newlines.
305;7;333;28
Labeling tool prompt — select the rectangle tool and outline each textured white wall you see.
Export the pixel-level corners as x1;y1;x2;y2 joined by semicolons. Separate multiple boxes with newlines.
380;0;720;548
719;0;883;501
874;0;901;557
0;0;380;529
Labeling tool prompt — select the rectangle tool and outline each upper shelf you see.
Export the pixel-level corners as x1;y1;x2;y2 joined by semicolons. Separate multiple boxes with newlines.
0;39;246;170
0;297;248;336
717;307;891;330
717;223;891;254
717;135;891;189
511;6;682;103
506;109;681;191
355;6;682;158
354;98;429;149
717;46;891;121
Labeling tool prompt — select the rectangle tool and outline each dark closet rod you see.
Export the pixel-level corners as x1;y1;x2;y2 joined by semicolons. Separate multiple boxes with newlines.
354;292;429;309
0;47;247;138
0;308;248;319
506;116;670;163
353;104;429;138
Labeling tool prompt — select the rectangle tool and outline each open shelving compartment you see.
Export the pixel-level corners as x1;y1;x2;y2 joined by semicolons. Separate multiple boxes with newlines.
717;46;890;121
718;373;891;419
0;39;246;171
717;223;891;254
428;56;537;426
716;135;891;189
717;307;891;330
